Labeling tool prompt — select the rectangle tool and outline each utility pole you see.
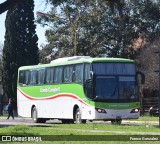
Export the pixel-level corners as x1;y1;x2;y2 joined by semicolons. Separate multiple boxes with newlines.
154;51;160;128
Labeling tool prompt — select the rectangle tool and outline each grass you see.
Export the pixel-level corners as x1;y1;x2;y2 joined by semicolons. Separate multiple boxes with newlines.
131;116;159;121
0;124;160;144
0;115;159;144
54;123;160;132
3;142;160;144
0;122;160;135
0;116;160;135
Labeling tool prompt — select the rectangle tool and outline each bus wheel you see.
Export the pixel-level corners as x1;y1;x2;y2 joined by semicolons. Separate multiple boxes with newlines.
111;119;122;125
32;107;40;123
74;108;86;124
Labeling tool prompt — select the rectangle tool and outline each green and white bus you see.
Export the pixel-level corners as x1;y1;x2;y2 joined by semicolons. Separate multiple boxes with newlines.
17;56;144;124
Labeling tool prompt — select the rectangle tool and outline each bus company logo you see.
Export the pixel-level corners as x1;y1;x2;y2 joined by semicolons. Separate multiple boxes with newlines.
109;104;129;107
40;87;60;93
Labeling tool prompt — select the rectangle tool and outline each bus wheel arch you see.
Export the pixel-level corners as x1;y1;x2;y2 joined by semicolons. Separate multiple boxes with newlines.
73;105;86;124
31;105;36;118
31;106;46;123
31;106;39;123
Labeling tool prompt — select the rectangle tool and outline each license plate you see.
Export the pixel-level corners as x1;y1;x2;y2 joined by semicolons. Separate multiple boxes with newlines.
116;116;121;119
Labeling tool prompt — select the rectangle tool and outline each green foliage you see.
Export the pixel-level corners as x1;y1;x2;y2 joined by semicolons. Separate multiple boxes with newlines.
38;0;160;61
2;0;39;101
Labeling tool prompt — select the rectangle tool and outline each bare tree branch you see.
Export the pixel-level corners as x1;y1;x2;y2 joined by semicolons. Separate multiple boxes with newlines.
0;0;21;14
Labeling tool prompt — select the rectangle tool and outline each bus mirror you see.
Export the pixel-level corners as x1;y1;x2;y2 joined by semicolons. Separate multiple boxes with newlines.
136;71;145;84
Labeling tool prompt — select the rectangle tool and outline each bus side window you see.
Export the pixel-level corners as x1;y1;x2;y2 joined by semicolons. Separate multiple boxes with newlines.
50;67;54;84
38;69;45;85
84;63;91;81
30;70;37;85
19;71;24;85
45;68;51;84
74;64;83;83
54;67;62;83
64;65;73;83
24;70;30;85
84;63;93;99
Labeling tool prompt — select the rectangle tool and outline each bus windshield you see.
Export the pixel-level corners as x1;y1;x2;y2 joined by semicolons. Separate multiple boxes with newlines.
92;63;138;101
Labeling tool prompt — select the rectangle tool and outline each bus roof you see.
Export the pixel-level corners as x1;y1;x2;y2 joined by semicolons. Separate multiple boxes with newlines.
18;56;134;70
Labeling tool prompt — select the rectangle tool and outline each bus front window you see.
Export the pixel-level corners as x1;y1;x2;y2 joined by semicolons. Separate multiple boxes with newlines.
119;76;138;100
94;76;138;101
95;76;118;100
90;62;138;101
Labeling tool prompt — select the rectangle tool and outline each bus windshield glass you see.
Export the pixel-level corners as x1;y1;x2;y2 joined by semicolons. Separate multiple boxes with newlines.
92;63;138;101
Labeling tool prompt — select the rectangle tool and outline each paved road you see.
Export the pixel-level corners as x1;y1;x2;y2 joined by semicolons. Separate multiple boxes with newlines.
1;117;160;136
0;117;159;127
0;117;62;127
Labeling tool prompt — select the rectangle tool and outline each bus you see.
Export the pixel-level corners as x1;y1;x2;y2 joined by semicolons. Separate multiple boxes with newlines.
17;56;145;124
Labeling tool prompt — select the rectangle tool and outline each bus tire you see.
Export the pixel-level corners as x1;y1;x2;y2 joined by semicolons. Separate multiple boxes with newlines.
32;107;40;123
74;108;86;124
111;119;122;125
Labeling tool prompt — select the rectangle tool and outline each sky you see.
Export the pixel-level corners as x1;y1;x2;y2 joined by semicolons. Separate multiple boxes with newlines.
0;0;50;47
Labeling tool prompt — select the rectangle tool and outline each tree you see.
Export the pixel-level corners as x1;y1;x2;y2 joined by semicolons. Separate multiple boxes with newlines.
38;0;160;60
136;41;159;90
0;0;21;14
38;0;111;58
2;0;39;102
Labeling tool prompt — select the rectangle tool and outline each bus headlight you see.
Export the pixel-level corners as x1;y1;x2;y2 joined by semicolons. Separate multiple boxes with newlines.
130;108;140;113
95;108;107;113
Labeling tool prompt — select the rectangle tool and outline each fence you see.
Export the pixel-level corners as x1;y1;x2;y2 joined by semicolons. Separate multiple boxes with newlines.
141;94;159;116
